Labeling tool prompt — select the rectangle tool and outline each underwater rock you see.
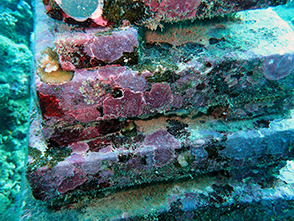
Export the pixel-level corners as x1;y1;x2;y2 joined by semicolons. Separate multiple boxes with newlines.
27;0;294;213
27;111;294;202
43;0;287;29
34;8;294;128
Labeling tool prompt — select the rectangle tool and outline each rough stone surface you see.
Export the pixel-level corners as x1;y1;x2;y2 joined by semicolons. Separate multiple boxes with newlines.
27;2;294;218
43;0;287;30
35;9;294;128
27;110;294;202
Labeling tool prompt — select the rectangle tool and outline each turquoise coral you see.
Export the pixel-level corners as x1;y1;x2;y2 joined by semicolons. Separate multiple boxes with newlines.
0;0;33;220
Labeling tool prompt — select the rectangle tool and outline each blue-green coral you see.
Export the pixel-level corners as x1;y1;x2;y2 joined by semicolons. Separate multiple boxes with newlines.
0;0;33;219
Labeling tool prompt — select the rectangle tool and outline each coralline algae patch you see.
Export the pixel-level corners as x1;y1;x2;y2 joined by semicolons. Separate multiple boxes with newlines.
54;27;139;71
36;66;176;126
144;0;201;25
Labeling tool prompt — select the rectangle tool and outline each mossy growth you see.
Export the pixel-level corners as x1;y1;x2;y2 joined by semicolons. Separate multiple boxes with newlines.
166;119;190;139
135;55;179;76
44;139;72;167
102;0;147;25
27;140;72;172
134;59;157;74
27;146;49;172
145;70;180;83
121;120;137;137
113;49;139;66
94;30;113;37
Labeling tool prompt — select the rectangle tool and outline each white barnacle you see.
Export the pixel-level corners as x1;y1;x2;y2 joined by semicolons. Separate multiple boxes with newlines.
177;152;190;168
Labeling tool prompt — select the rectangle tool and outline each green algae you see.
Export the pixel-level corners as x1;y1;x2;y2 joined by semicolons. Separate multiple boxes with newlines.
102;0;147;25
27;144;72;172
145;70;180;83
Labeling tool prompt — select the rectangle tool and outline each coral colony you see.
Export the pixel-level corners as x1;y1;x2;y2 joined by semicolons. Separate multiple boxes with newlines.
28;0;294;219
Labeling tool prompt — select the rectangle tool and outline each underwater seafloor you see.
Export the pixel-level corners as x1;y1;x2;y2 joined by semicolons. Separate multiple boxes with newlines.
1;0;294;220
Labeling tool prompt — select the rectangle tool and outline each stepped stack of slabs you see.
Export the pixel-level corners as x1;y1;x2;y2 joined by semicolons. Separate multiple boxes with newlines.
28;0;294;219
